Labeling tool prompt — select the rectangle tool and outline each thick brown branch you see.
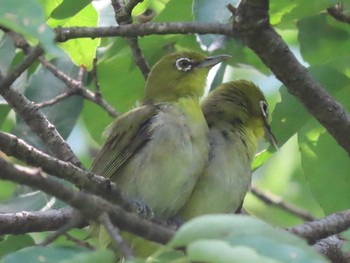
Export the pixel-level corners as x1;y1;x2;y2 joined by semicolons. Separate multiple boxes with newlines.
0;159;174;244
287;209;350;244
0;131;130;209
0;207;84;235
234;0;350;155
0;36;82;166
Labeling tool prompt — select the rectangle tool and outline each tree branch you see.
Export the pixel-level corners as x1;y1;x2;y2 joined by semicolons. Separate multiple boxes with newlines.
233;0;350;155
0;158;174;244
0;131;131;209
54;22;233;41
250;184;316;221
0;42;82;166
111;0;150;79
38;57;120;117
99;212;134;259
287;209;350;245
327;3;350;24
0;207;83;235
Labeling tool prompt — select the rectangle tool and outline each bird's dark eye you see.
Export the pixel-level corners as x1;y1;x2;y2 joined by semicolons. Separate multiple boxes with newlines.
260;100;268;118
175;57;193;72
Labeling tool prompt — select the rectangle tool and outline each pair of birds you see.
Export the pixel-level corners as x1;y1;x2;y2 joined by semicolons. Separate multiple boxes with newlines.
90;51;277;225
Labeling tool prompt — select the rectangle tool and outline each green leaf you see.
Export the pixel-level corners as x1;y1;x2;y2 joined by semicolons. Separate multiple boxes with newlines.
271;65;350;147
0;34;16;76
170;215;327;263
2;246;88;263
83;49;144;143
0;0;61;55
281;0;340;23
187;240;280;263
299;122;350;214
0;185;66;212
50;0;92;19
48;4;99;70
298;14;350;66
154;0;193;22
341;229;350;253
0;235;35;258
59;249;115;263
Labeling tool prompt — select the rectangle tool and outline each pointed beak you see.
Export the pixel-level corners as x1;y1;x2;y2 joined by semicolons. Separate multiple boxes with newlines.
264;123;279;150
197;54;232;68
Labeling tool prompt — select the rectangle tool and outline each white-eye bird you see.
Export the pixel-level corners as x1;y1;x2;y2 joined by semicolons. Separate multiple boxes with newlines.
179;80;277;220
90;51;231;218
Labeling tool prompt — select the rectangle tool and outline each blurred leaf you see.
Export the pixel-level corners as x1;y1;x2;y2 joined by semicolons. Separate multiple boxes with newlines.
0;34;16;76
225;39;270;74
192;0;234;51
0;235;35;258
59;249;115;263
281;0;340;23
270;0;296;26
51;0;92;19
187;240;279;263
0;180;15;202
154;0;193;22
298;14;350;66
2;246;88;263
0;185;66;212
0;0;61;55
299;127;350;214
341;229;350;253
48;4;99;70
37;0;59;19
170;215;327;263
131;0;149;16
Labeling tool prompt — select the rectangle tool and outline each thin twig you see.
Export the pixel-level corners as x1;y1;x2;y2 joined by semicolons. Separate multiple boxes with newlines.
40;213;85;246
38;57;119;117
0;45;43;92
250;184;316;221
92;57;101;95
327;3;350;24
99;212;134;259
111;0;150;79
36;90;77;108
63;233;95;251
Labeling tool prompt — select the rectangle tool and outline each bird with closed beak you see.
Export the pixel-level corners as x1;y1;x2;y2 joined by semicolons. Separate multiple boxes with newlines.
179;80;278;220
90;51;231;219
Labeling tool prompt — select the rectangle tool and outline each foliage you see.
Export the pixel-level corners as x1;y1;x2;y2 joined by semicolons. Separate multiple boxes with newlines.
0;0;350;262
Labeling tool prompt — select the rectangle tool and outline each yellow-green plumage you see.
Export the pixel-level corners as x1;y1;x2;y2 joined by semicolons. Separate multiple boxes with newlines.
90;51;230;218
179;80;277;220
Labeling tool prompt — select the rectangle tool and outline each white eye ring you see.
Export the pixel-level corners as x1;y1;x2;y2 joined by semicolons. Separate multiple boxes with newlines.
175;57;193;72
260;100;268;118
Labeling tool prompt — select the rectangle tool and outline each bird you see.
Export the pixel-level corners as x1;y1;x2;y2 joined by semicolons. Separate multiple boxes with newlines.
90;51;231;219
178;80;278;220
